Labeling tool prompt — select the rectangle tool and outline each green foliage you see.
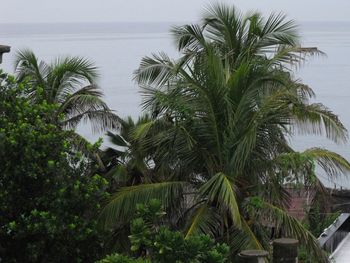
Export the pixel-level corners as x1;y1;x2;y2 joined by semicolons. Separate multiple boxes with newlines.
98;200;229;263
14;49;119;133
0;71;110;262
129;200;229;263
1;4;348;263
97;254;149;263
101;4;350;262
152;228;229;263
101;114;155;190
298;246;321;263
306;202;341;238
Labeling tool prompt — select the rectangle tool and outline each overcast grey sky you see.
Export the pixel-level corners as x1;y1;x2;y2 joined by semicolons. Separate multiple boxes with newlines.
1;0;350;23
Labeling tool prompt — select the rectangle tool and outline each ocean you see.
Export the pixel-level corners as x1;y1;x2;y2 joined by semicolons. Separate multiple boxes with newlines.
1;21;350;188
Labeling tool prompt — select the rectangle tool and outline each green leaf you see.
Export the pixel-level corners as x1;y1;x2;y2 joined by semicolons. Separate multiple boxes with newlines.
199;173;241;228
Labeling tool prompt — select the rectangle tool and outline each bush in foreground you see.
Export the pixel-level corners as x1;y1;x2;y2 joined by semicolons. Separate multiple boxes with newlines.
0;72;109;262
97;199;229;263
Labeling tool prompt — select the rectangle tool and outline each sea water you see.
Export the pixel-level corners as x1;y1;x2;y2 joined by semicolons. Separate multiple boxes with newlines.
1;21;350;188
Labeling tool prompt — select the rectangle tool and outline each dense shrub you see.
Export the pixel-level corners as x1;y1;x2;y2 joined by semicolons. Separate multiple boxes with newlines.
0;72;109;262
97;254;149;263
97;199;229;263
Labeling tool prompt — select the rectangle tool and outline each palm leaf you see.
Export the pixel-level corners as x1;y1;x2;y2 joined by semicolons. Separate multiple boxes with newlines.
171;24;206;52
14;49;50;93
246;198;329;262
134;52;179;87
199;172;241;228
99;181;186;229
107;131;129;148
48;56;99;102
304;147;350;178
184;203;222;238
293;103;348;143
62;109;120;133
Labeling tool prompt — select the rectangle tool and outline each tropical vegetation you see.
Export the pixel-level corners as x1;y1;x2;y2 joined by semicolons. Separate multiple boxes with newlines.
0;72;110;262
14;50;119;132
14;50;120;164
0;3;349;263
98;199;229;263
100;4;350;262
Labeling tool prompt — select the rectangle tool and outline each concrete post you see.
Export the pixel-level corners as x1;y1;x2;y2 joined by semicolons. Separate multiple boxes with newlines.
273;238;299;263
0;45;11;64
238;250;269;263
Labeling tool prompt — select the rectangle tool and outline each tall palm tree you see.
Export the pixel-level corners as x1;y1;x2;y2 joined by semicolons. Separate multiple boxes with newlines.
100;4;349;261
14;49;119;133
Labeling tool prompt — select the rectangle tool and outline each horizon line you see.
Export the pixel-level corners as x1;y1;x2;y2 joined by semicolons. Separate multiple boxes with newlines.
1;20;350;25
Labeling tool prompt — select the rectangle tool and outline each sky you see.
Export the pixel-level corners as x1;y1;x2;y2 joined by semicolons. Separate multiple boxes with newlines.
1;0;350;24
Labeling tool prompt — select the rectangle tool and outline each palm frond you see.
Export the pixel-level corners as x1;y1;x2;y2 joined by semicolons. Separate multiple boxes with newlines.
107;131;129;148
199;172;241;228
99;181;186;229
258;12;299;48
269;46;325;68
293;103;348;143
62;109;120;133
57;84;105;113
48;56;99;102
248;200;329;262
50;56;98;81
303;147;350;178
184;203;222;238
14;49;50;92
134;52;179;87
227;216;270;258
171;24;206;52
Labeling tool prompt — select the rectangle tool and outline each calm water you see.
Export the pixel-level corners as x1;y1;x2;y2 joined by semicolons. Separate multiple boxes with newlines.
1;22;350;188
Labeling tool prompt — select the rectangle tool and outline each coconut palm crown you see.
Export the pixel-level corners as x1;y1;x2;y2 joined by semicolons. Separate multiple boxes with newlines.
14;49;119;133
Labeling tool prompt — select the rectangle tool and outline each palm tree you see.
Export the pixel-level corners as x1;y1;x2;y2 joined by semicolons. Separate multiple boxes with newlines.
100;4;349;261
102;115;154;188
102;114;180;189
14;49;119;133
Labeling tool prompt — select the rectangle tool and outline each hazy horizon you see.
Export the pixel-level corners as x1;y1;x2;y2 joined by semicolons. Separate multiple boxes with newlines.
2;20;349;39
2;20;350;25
2;0;350;24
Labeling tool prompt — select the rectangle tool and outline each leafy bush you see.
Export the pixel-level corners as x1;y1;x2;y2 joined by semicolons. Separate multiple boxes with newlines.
0;72;110;262
97;199;229;263
97;254;149;263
